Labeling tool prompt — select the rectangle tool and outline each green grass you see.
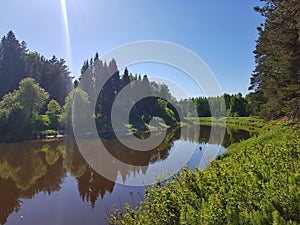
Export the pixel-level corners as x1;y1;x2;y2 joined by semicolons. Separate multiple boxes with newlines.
109;120;300;225
186;116;266;132
186;116;265;126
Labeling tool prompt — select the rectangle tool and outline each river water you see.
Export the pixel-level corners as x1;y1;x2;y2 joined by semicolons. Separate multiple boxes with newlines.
0;125;252;225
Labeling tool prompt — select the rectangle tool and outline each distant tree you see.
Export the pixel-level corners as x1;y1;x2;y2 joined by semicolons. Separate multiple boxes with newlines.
186;98;196;117
94;52;99;62
0;77;49;137
207;96;226;117
150;81;160;96
80;58;94;101
0;31;72;104
184;94;249;118
0;91;22;124
139;75;152;114
101;59;120;118
227;93;248;117
0;31;26;98
141;75;151;94
194;97;210;117
154;99;179;126
223;93;231;111
159;84;171;101
108;58;121;93
17;77;49;120
39;56;71;105
93;59;104;115
121;67;130;89
24;51;44;83
62;87;90;131
24;53;71;105
46;99;62;130
80;59;89;77
76;56;182;131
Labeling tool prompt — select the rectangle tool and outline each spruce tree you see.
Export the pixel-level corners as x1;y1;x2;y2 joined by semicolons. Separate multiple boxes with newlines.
249;0;300;119
0;31;26;98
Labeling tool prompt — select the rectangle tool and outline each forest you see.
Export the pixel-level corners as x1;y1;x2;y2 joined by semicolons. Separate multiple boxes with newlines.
0;31;251;141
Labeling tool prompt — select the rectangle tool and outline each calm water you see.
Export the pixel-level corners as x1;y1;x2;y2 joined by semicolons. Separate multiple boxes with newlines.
0;125;252;225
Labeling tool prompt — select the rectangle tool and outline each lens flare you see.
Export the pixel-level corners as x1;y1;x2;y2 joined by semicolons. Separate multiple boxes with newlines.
60;0;72;71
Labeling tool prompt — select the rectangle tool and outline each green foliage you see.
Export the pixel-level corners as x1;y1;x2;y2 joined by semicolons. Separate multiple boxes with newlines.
33;115;50;131
181;93;249;118
186;117;266;135
62;87;91;133
194;97;210;117
155;99;179;126
17;77;49;119
79;57;181;133
109;123;300;225
0;76;50;122
0;91;22;123
0;31;72;104
46;99;62;130
0;77;50;139
40;129;59;136
0;31;25;98
227;93;248;117
249;0;300;119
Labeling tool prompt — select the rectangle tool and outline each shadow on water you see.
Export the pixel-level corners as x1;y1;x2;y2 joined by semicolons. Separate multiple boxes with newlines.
0;125;253;225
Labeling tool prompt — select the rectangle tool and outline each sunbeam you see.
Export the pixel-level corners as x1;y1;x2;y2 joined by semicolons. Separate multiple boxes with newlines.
60;0;72;72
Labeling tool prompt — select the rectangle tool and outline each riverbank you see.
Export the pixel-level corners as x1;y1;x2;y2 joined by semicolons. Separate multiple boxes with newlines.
185;116;266;131
0;129;65;143
109;119;300;225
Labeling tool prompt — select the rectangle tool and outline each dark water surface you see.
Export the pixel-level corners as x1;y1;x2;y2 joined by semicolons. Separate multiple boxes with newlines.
0;125;252;225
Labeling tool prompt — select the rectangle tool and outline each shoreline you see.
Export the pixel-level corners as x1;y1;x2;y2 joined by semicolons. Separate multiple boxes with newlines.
109;118;300;224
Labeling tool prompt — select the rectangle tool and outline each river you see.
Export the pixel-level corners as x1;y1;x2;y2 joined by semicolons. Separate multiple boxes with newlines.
0;125;252;225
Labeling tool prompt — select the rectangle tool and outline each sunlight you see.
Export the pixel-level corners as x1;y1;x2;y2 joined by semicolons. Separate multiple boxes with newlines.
60;0;72;72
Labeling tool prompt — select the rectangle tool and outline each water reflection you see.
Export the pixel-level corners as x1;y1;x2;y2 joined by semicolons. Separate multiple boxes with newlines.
0;125;252;225
181;125;252;148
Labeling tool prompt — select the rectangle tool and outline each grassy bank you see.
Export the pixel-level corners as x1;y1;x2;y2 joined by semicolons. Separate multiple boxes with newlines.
109;120;300;225
186;116;266;131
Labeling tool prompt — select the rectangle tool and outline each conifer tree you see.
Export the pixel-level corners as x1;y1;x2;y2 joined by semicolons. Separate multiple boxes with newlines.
249;0;300;119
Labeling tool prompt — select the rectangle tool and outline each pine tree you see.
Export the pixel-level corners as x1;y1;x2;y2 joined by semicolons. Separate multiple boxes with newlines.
121;67;130;89
0;30;71;107
0;31;26;98
249;0;300;119
100;59;121;118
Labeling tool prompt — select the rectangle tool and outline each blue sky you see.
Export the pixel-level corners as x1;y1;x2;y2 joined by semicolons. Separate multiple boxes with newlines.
0;0;264;99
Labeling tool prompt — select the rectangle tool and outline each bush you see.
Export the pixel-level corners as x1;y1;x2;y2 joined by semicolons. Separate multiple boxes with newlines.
40;129;59;137
34;114;50;131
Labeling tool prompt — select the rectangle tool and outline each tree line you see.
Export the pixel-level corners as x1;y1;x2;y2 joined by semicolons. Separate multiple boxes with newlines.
76;56;181;133
0;31;72;105
0;30;259;141
0;31;181;140
178;93;249;117
0;77;63;140
0;31;71;140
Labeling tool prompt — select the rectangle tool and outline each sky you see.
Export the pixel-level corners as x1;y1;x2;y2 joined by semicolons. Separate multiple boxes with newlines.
0;0;264;99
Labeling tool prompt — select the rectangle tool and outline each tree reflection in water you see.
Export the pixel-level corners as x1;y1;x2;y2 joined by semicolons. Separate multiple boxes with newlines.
0;125;252;224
